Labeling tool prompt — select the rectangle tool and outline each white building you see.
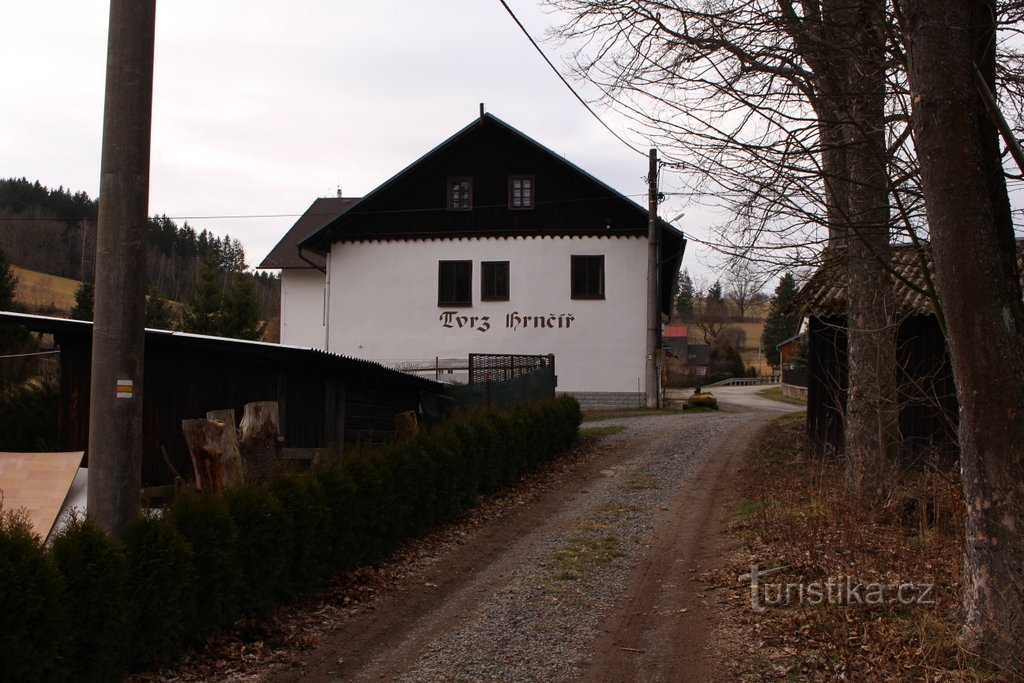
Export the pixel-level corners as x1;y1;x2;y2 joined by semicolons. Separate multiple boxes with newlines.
260;113;685;408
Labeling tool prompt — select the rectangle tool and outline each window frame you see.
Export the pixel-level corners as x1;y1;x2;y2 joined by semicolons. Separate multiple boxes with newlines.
570;255;605;300
447;177;473;211
508;175;535;210
480;260;510;301
438;259;473;307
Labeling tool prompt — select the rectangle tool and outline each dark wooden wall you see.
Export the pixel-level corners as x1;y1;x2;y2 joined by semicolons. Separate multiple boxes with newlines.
806;314;958;463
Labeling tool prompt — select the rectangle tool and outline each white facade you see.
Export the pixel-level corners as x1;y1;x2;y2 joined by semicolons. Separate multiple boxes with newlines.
325;235;648;395
280;269;327;349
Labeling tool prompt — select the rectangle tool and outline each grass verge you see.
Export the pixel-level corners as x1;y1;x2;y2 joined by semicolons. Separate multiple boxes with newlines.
582;408;680;422
578;425;626;439
757;386;807;406
717;413;999;679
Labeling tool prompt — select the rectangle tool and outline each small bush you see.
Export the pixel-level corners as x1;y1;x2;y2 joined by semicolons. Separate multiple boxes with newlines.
122;512;195;669
312;464;362;572
50;512;128;682
0;506;68;683
169;491;241;638
223;485;290;618
686;392;719;409
268;474;333;595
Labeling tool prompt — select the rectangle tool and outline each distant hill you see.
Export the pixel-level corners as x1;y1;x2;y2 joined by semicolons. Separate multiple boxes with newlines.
0;177;280;338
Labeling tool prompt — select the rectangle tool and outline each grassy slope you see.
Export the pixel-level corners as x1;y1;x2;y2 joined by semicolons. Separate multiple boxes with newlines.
11;265;80;314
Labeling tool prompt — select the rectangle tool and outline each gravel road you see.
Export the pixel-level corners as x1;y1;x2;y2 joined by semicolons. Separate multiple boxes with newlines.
264;391;801;682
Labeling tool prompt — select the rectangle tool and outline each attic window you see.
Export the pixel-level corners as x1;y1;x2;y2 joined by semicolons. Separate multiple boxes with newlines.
448;177;472;210
509;175;534;209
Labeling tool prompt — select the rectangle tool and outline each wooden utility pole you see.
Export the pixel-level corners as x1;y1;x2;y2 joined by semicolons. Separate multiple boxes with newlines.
645;148;660;408
87;0;156;536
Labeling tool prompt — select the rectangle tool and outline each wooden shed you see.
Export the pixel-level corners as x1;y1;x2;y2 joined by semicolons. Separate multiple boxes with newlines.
800;248;959;462
0;312;442;487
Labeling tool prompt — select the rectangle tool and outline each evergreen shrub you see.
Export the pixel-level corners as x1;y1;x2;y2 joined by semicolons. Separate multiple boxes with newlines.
222;485;290;618
169;491;241;638
267;474;333;595
50;512;128;682
122;512;195;669
0;506;67;683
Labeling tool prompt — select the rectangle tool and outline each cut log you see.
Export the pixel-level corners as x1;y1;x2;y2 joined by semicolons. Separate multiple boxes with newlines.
181;412;244;493
207;409;244;488
239;401;281;482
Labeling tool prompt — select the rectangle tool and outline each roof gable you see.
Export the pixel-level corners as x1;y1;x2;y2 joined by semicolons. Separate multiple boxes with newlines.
301;113;679;248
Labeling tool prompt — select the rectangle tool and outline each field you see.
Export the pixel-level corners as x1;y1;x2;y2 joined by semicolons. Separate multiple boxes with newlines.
11;265;80;315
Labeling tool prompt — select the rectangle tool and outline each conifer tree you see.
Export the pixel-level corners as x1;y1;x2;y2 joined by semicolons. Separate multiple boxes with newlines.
675;268;694;320
220;273;266;341
760;273;800;366
144;287;175;330
71;279;94;321
179;251;223;336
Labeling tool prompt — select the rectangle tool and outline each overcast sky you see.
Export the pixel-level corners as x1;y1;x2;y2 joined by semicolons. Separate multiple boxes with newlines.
2;1;716;279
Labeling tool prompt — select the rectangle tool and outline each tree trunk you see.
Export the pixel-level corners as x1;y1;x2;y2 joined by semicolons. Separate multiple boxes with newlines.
902;0;1024;668
814;0;898;499
838;0;897;501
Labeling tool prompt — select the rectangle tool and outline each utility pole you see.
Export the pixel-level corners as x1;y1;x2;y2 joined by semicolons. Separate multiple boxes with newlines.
87;0;156;536
645;148;660;409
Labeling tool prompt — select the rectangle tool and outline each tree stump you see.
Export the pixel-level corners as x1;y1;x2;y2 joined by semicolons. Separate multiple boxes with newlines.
239;401;281;482
181;415;244;493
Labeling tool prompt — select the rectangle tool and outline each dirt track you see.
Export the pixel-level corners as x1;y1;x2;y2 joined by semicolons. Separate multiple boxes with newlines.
257;388;796;682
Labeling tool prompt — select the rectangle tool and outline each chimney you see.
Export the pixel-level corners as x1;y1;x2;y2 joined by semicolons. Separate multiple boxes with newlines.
479;102;485;120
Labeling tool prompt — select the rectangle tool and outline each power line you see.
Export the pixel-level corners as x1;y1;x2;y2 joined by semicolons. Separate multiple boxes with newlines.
495;0;647;158
0;192;655;224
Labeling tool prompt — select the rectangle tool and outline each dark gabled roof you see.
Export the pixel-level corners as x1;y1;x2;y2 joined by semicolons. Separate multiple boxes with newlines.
300;113;682;245
258;197;360;270
297;112;686;316
0;311;440;390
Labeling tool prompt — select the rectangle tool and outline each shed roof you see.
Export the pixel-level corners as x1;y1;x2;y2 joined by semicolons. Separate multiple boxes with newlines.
0;311;440;390
800;245;940;318
801;241;1024;318
258;196;360;270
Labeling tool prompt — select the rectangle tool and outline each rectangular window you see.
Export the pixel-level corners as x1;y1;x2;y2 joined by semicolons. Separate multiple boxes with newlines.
448;177;472;210
481;261;510;301
438;260;472;306
571;255;605;299
509;175;534;209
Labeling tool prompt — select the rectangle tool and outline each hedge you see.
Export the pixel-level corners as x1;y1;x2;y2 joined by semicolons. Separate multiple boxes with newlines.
0;395;580;679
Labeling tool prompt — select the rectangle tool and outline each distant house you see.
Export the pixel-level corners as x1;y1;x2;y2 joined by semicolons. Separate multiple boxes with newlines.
777;332;806;387
260;112;686;408
800;248;958;460
661;324;709;386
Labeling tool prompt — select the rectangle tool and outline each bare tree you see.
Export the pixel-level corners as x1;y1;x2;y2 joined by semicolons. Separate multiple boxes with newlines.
723;259;766;321
691;279;729;344
548;0;900;499
902;0;1024;668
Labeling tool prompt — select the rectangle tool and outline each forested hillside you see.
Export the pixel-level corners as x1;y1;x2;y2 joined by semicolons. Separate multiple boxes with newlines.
0;178;279;338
